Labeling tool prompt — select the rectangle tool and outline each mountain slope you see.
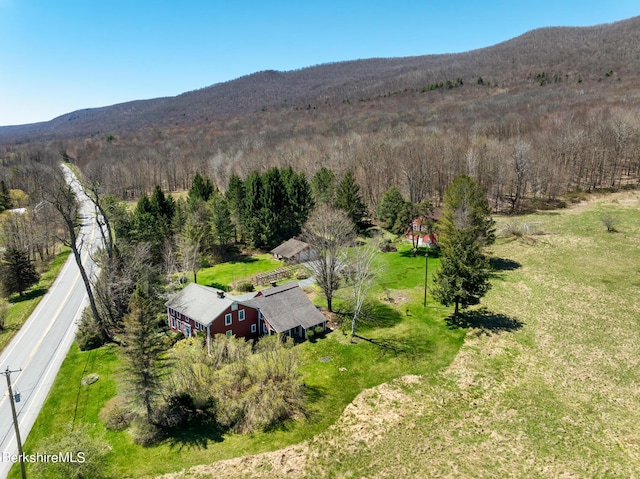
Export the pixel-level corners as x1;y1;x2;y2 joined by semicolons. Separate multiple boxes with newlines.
2;16;640;143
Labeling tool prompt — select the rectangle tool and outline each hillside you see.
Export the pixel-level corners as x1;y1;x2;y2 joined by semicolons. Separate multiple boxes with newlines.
2;16;640;143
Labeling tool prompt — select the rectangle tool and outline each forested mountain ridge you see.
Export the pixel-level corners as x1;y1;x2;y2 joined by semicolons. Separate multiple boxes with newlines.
2;16;640;215
2;16;639;143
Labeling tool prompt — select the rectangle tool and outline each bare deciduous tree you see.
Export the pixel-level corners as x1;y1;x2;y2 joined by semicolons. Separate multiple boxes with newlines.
40;164;108;340
343;242;379;337
302;204;355;312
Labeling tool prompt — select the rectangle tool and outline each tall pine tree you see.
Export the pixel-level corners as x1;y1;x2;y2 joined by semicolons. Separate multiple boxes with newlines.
335;170;367;229
121;285;166;424
0;246;40;297
432;175;494;315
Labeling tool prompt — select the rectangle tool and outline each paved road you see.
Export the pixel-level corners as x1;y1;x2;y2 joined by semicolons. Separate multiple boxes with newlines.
0;166;101;478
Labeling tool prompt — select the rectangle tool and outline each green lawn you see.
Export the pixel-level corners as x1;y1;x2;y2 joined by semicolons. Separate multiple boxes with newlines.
0;249;70;352
12;241;465;478
196;253;282;290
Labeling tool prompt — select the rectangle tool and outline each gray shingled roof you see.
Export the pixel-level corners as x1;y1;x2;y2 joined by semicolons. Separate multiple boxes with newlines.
270;238;310;259
245;281;325;333
165;283;240;326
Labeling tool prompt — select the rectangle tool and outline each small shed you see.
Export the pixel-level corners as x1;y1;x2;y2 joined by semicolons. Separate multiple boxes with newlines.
270;238;314;263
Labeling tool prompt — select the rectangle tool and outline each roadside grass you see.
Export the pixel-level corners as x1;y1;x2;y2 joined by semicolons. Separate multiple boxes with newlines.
13;240;465;478
0;249;70;352
196;253;281;290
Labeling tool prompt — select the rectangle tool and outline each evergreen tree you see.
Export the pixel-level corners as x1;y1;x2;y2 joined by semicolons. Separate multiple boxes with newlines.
209;190;235;252
0;180;11;212
311;167;336;206
121;285;166;424
377;186;406;231
0;246;40;297
335;170;368;229
149;184;175;232
188;172;214;204
225;173;245;242
440;174;495;246
432;175;494;315
260;167;288;248
243;172;264;248
131;194;164;259
286;171;313;238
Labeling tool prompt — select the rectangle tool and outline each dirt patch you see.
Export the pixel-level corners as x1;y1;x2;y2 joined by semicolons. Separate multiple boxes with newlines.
156;444;310;479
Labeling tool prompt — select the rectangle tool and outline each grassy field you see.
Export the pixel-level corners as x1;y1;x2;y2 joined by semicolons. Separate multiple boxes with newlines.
0;248;70;352
196;253;282;290
154;190;640;478
12;242;464;478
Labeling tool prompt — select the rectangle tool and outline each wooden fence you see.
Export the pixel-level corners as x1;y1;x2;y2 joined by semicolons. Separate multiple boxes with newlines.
253;266;297;286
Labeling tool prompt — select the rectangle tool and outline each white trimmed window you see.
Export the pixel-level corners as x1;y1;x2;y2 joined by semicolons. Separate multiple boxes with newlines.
238;309;245;321
251;323;257;333
263;324;268;334
225;313;232;326
226;330;232;338
170;316;176;328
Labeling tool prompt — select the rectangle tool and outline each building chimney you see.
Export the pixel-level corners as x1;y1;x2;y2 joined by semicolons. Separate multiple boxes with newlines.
270;281;277;288
216;290;225;299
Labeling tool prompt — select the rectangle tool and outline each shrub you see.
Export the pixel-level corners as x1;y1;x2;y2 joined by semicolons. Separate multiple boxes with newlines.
130;417;165;446
236;281;254;292
32;426;112;479
379;238;397;252
99;396;134;431
76;308;106;351
601;213;618;233
293;268;310;280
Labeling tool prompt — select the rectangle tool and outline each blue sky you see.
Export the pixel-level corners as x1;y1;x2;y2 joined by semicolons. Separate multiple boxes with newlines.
1;1;638;126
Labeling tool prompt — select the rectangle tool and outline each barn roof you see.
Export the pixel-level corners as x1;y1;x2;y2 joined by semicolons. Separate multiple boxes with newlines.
245;281;325;333
270;238;310;259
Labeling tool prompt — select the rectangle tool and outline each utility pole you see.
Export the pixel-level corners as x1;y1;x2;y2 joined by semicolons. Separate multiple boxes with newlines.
3;367;26;479
423;249;429;307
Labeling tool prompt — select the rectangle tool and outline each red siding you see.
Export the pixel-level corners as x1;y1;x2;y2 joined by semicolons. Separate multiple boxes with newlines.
208;305;260;339
167;305;260;340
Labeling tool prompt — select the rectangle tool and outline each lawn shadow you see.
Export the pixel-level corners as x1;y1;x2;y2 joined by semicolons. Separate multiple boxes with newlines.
352;334;434;358
8;286;47;303
226;253;259;264
398;247;441;259
445;308;523;335
334;300;403;331
489;257;522;272
164;420;224;451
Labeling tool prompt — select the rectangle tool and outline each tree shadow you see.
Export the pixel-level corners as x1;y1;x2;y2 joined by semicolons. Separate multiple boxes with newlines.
334;300;403;331
445;308;523;335
8;286;47;303
164;420;224;451
353;334;434;357
489;257;522;272
398;247;440;259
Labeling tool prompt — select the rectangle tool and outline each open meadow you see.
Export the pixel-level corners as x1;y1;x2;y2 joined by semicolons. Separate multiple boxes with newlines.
155;190;640;478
